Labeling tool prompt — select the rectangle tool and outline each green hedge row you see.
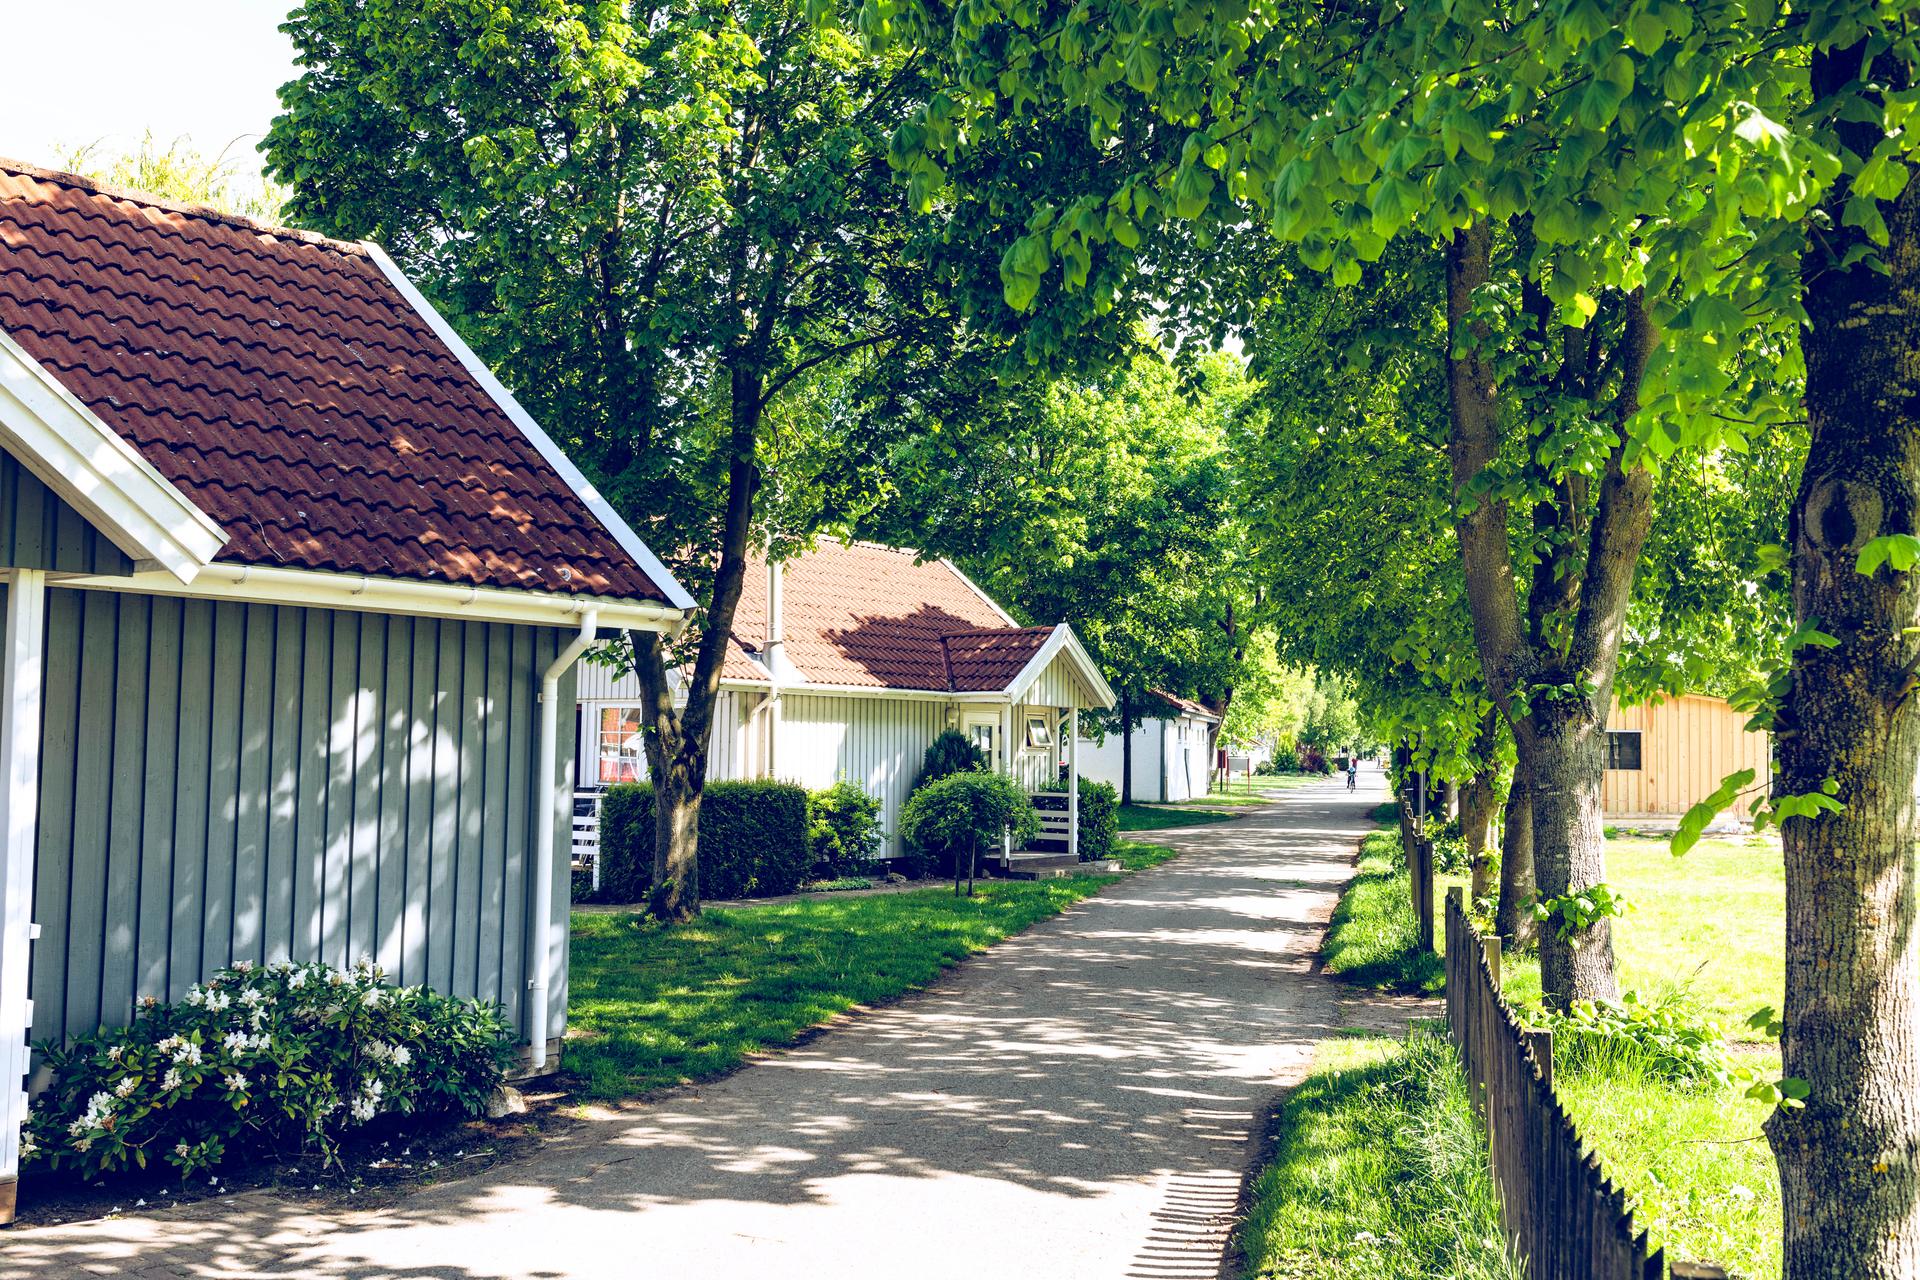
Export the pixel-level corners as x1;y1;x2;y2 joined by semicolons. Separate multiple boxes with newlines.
594;780;812;903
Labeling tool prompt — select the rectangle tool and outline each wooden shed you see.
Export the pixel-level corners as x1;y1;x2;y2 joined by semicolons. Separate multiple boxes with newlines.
1602;693;1770;818
0;161;693;1221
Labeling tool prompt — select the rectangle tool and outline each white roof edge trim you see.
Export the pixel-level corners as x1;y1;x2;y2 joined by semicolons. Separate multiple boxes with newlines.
941;559;1019;626
0;328;227;582
56;563;687;632
1006;623;1117;709
359;241;699;615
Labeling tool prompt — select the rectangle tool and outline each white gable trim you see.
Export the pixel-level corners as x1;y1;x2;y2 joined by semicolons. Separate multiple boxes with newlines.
942;559;1019;626
1005;623;1117;710
0;329;226;582
360;241;698;615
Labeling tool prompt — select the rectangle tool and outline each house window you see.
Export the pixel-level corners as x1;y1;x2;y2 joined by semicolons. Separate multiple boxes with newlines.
598;706;648;784
967;720;997;762
1605;730;1643;771
1025;714;1053;749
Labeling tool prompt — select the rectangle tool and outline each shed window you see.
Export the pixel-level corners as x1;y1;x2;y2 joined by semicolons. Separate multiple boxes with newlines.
1605;730;1643;771
598;706;648;784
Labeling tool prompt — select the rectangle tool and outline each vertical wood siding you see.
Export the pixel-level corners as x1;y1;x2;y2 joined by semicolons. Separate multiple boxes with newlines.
1600;694;1771;816
775;694;949;856
29;587;573;1049
0;452;134;575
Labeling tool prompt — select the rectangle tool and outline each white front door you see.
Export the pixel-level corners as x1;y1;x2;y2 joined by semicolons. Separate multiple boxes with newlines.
962;711;1000;769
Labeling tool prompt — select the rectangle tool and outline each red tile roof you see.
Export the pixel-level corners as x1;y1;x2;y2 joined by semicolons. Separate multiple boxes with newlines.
0;160;675;603
1146;688;1218;720
941;627;1055;692
720;541;1043;690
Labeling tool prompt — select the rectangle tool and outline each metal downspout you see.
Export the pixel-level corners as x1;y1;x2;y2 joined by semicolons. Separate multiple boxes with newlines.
530;609;599;1073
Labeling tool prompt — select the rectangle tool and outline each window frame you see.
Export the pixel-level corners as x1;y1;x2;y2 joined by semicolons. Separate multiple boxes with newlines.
1604;729;1644;772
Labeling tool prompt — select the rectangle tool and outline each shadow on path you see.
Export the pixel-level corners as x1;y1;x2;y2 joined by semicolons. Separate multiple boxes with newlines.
3;774;1414;1280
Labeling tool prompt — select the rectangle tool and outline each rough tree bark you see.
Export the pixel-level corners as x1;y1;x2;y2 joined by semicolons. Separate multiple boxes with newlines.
1765;42;1920;1280
1460;767;1499;902
1493;755;1535;946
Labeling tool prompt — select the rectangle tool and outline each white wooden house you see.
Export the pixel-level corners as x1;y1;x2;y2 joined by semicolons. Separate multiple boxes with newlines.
1080;689;1219;803
575;541;1116;871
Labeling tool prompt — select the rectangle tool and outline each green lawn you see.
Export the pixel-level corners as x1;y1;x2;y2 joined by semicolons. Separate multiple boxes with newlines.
564;841;1177;1100
1422;833;1785;1279
1320;829;1444;993
1239;1028;1520;1280
1117;802;1241;831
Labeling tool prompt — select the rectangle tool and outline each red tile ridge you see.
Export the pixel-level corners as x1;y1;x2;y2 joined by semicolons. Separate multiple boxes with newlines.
0;156;368;258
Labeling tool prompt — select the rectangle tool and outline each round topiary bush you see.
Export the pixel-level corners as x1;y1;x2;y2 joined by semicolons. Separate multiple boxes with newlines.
899;771;1040;890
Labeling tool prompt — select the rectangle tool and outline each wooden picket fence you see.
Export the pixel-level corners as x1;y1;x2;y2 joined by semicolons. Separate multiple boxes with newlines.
1443;888;1669;1280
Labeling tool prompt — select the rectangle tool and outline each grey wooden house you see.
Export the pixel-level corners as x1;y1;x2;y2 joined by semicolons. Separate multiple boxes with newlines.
0;160;693;1220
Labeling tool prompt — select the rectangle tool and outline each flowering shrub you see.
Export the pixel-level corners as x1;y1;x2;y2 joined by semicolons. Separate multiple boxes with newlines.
24;959;513;1181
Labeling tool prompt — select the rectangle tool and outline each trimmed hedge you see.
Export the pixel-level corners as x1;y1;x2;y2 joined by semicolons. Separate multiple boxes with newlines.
1039;777;1120;861
593;780;811;903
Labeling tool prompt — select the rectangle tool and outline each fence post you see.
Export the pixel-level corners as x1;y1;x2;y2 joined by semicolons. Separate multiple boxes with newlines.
1526;1027;1553;1092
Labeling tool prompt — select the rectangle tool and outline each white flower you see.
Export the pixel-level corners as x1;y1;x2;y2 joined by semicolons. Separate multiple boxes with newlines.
183;986;206;1007
203;990;232;1013
223;1072;248;1093
327;969;349;987
18;1131;34;1158
390;1044;411;1069
105;1045;125;1063
113;1077;138;1098
162;1069;182;1091
232;960;255;974
171;1041;202;1066
173;1141;191;1158
238;988;265;1008
138;995;159;1010
349;1096;377;1123
360;988;382;1009
73;1136;92;1154
288;968;309;990
157;1035;185;1055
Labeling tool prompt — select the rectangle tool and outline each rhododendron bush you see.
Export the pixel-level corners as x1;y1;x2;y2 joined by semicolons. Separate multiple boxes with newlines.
24;959;512;1180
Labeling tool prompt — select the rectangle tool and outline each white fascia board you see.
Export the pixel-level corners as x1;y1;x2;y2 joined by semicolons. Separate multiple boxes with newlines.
1005;623;1118;710
942;558;1019;626
56;563;686;632
0;329;227;582
771;681;961;702
358;241;698;614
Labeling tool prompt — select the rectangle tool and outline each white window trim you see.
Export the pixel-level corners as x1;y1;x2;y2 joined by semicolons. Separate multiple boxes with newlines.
0;329;227;582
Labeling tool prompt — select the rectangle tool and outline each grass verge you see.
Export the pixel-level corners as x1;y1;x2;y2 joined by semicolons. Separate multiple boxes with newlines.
1425;832;1784;1279
1240;1027;1520;1280
1321;830;1444;994
565;841;1175;1100
1117;803;1240;831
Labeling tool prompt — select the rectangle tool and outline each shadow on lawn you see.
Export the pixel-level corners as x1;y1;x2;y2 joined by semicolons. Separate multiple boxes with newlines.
0;779;1398;1280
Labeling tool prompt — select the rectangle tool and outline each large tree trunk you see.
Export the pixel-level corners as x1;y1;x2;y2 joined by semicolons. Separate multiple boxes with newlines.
1494;753;1535;946
1444;223;1655;1004
1459;766;1499;902
1766;43;1920;1279
635;361;766;923
1524;701;1618;1003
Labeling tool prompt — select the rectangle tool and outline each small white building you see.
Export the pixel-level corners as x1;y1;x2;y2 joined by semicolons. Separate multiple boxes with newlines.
574;541;1116;868
1080;689;1219;803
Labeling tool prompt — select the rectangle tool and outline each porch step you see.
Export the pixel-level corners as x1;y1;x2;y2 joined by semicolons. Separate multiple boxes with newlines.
998;850;1082;880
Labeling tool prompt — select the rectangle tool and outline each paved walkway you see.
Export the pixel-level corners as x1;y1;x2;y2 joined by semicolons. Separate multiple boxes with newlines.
5;772;1400;1280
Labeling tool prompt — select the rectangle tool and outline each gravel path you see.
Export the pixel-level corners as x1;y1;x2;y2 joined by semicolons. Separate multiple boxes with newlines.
4;771;1407;1280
